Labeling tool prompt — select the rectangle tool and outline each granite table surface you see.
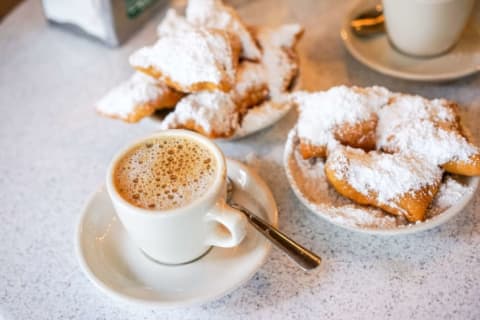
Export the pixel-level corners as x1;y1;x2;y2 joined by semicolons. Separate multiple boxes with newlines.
1;0;479;319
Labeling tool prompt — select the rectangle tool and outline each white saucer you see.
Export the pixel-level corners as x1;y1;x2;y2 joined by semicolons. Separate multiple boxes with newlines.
340;0;480;82
284;128;479;236
76;159;278;307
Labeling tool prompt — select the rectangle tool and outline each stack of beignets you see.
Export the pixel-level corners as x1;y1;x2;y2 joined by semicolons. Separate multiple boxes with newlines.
291;86;480;223
96;0;304;139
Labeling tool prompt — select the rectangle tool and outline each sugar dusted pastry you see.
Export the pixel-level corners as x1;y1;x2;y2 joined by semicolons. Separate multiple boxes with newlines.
156;9;194;37
129;28;239;93
161;91;240;138
96;72;183;123
292;86;391;159
255;24;304;99
186;0;261;60
377;95;480;176
231;61;268;115
325;146;443;222
377;95;461;130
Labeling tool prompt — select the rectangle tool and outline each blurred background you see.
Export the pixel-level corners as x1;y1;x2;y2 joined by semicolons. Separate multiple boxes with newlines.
0;0;22;19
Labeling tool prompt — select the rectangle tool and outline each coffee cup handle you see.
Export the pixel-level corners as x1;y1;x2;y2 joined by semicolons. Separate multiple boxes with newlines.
205;202;247;247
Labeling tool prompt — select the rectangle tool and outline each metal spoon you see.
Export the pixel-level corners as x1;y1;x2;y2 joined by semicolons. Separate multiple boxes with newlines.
226;178;321;271
350;4;385;37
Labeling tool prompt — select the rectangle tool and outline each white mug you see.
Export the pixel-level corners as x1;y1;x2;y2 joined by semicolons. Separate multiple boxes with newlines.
106;130;247;265
383;0;475;57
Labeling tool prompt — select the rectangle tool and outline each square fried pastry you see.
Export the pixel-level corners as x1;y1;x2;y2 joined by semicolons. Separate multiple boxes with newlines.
96;72;183;123
325;146;443;222
291;86;391;159
254;24;304;99
377;95;480;176
130;28;240;93
186;0;261;60
161;91;240;139
231;61;269;115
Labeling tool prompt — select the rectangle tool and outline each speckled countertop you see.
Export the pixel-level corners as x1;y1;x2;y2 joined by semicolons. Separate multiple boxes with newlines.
1;0;479;319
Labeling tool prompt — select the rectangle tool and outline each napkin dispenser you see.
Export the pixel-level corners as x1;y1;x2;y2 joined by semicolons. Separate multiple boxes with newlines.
42;0;166;47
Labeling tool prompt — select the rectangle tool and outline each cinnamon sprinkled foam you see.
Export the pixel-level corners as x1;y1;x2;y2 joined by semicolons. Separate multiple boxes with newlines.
114;136;216;211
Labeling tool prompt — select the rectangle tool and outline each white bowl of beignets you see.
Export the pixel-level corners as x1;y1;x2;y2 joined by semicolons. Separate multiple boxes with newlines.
284;85;479;235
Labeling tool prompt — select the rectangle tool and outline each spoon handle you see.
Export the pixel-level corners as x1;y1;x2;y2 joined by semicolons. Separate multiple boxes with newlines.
230;203;321;271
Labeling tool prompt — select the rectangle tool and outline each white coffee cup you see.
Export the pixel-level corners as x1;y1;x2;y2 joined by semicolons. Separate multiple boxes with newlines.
383;0;475;57
106;130;247;265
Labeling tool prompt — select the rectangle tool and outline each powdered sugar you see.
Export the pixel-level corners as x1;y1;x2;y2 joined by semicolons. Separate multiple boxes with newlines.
156;9;194;37
327;146;442;205
326;206;399;229
378;95;456;124
233;62;266;99
186;0;261;60
256;24;304;99
293;86;391;148
382;120;476;164
129;28;236;91
377;95;478;164
261;24;304;48
431;176;473;214
161;90;239;135
230;61;268;110
96;72;168;119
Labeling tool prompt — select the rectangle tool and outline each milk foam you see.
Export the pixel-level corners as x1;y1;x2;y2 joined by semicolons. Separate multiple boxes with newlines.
114;136;216;210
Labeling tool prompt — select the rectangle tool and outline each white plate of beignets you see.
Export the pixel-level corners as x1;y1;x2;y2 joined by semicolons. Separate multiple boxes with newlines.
284;85;479;235
97;0;304;140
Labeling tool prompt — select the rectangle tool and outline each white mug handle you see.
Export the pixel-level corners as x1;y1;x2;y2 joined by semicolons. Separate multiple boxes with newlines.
205;201;247;247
